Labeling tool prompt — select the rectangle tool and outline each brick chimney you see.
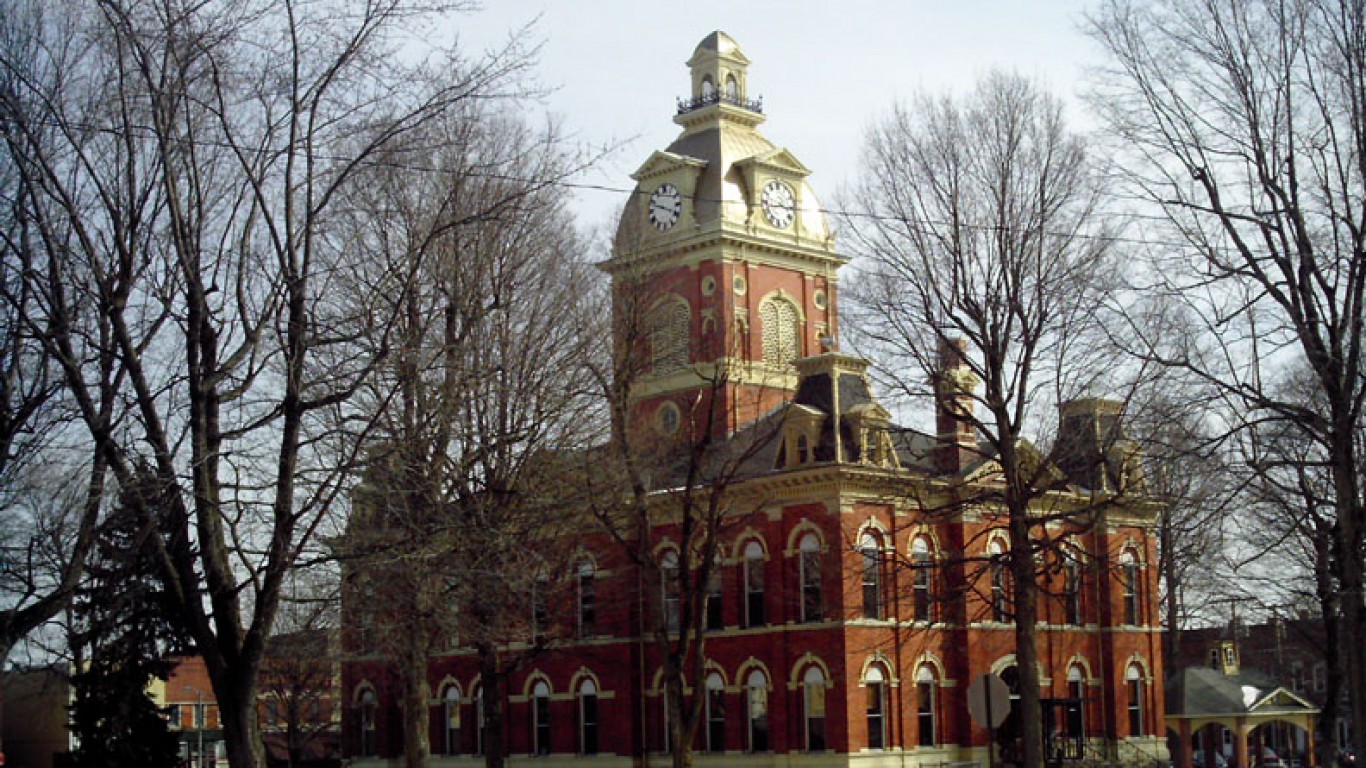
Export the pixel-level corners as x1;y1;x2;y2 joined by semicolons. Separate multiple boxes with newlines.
932;338;979;475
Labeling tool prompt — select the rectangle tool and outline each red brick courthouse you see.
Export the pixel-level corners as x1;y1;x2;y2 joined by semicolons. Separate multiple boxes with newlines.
340;32;1166;768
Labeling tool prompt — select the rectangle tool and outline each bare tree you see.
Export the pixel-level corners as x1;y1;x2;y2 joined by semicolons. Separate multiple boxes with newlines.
844;71;1128;768
0;0;107;660
337;106;598;768
1125;391;1239;664
1087;0;1366;751
0;1;541;765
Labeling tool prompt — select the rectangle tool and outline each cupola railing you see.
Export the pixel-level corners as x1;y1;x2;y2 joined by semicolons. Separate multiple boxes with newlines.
676;91;764;115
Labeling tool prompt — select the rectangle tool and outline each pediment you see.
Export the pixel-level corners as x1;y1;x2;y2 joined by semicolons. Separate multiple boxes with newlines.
846;402;892;422
735;147;811;178
631;150;708;182
1249;687;1318;713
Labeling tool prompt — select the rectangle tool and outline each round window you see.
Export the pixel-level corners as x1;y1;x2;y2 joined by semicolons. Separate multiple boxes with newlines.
813;290;827;309
701;275;716;297
732;275;748;295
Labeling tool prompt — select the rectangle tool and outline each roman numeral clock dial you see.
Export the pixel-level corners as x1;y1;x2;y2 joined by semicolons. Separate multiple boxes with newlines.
761;180;796;228
649;183;682;230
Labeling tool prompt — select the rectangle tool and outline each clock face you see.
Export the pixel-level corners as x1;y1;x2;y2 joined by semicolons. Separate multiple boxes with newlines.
761;180;796;228
648;183;682;231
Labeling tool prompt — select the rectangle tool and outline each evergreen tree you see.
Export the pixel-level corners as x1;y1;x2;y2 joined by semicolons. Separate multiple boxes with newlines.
68;471;183;768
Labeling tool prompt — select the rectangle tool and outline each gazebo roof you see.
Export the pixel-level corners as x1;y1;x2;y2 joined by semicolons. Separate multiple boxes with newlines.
1166;666;1318;722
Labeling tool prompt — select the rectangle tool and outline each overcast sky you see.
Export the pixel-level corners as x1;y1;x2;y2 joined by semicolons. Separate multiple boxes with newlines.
447;1;1104;235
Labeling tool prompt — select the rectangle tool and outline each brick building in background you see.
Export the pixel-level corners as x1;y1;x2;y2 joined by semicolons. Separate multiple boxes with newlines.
340;31;1166;768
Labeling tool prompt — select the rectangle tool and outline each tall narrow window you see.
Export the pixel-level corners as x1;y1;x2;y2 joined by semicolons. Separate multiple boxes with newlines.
359;690;377;757
1120;551;1140;625
533;574;550;639
803;667;826;752
473;687;485;756
990;539;1010;622
1067;666;1086;739
911;537;933;622
705;563;724;630
444;686;461;756
1064;558;1082;625
746;669;769;752
1126;665;1144;736
661;550;680;635
799;534;823;622
759;297;800;367
706;672;726;753
861;533;882;620
577;563;595;637
916;665;937;747
533;681;552;755
725;75;738;101
865;666;886;750
743;542;765;627
579;680;598;756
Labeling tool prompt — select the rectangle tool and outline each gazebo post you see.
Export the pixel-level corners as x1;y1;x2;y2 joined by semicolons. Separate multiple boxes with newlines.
1176;720;1193;768
1233;719;1250;768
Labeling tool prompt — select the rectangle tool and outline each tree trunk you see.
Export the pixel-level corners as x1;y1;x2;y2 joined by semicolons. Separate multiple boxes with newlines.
218;674;267;768
1313;519;1341;767
479;646;507;768
403;646;432;768
1009;498;1044;768
1329;434;1365;768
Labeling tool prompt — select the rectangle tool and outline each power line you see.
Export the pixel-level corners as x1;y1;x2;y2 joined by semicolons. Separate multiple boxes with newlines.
4;115;1313;256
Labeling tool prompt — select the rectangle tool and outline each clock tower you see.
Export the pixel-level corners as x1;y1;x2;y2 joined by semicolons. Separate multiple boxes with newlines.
604;31;847;441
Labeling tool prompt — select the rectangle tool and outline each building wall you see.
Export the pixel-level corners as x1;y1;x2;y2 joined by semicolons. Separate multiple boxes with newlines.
341;484;1165;765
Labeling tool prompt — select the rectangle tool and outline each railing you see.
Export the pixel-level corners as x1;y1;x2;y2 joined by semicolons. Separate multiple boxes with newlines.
676;91;764;115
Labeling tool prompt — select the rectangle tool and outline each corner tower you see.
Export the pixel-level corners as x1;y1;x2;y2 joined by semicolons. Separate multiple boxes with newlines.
603;31;847;440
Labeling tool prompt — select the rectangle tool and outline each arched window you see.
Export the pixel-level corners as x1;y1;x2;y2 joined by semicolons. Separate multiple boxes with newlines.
911;536;933;622
989;538;1010;622
1067;666;1086;739
661;550;680;635
799;533;822;623
1126;664;1145;736
705;557;724;631
865;665;887;750
473;685;485;756
579;679;598;755
532;680;552;755
359;689;377;757
443;686;461;756
705;672;726;753
702;76;715;99
725;75;738;100
1064;557;1082;625
577;562;595;637
746;669;769;752
803;666;826;752
651;299;691;374
915;665;937;746
1120;550;1140;625
861;533;882;620
759;297;800;367
743;541;765;627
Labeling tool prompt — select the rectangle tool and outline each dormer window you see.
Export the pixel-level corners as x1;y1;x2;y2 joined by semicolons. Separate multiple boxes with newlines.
797;434;810;463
